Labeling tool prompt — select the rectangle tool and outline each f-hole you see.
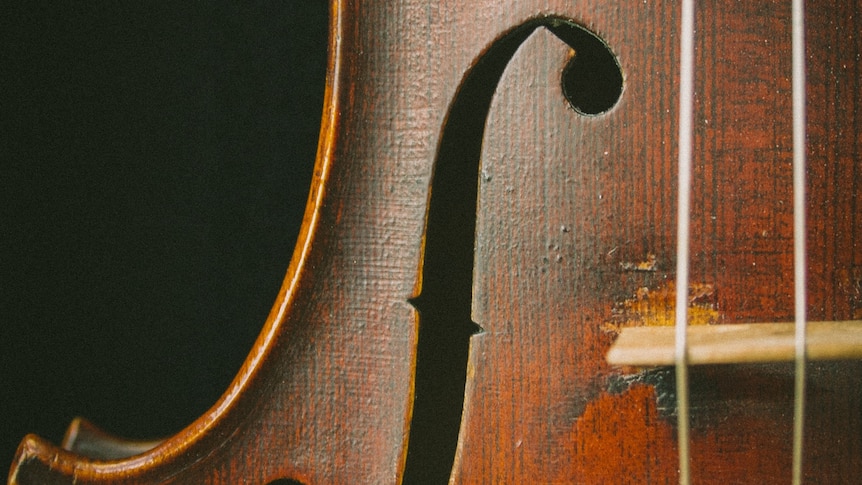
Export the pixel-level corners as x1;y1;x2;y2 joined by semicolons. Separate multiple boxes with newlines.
403;18;622;484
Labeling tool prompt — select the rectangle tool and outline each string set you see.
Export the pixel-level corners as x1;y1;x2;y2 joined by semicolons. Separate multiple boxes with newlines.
673;1;807;483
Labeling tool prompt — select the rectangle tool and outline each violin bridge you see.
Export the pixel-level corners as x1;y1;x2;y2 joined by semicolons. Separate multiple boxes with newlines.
607;320;862;366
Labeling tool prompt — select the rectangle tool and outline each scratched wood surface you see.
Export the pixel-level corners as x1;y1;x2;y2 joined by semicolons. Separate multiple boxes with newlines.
9;1;861;484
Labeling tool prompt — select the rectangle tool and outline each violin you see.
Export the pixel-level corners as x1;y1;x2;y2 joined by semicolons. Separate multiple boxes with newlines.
9;1;861;483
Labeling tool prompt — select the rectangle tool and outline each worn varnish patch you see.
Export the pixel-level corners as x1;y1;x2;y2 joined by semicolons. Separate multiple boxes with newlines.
602;281;720;334
561;384;678;482
619;253;658;272
558;376;798;483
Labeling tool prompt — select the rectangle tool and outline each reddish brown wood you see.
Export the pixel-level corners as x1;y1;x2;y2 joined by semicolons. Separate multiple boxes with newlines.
8;1;861;484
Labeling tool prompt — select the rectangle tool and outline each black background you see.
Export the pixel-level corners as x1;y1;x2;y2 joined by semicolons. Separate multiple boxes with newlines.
1;3;327;467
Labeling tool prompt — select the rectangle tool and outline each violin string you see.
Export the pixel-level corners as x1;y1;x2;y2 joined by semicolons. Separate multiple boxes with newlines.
675;0;696;483
791;0;808;483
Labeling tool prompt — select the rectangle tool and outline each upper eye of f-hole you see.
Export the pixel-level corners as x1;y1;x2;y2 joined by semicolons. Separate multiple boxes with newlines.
547;20;624;115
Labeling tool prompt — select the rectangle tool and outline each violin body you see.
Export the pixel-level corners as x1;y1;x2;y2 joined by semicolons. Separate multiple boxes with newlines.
10;1;861;483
